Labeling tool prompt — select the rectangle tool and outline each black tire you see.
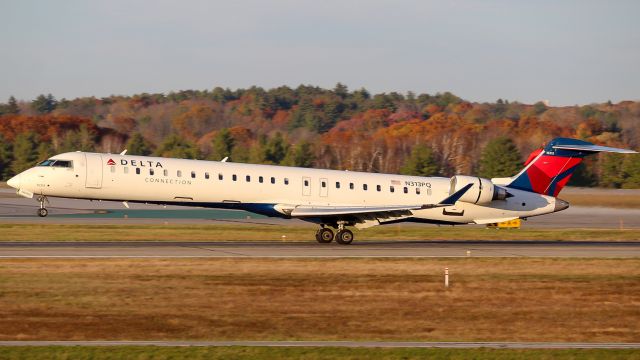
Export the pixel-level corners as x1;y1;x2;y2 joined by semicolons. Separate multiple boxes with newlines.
335;229;354;245
316;228;334;243
37;208;48;217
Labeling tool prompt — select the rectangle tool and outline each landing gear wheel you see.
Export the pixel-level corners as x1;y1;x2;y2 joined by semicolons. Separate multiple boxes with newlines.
37;208;48;217
335;229;354;245
316;228;334;243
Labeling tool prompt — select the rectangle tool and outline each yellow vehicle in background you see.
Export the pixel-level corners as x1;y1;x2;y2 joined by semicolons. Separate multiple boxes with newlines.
486;219;521;229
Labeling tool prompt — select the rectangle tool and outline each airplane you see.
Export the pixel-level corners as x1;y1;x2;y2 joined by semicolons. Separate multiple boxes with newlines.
5;137;637;244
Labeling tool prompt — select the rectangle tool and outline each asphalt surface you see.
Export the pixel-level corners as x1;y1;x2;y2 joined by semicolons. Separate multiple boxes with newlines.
1;240;639;258
0;340;639;349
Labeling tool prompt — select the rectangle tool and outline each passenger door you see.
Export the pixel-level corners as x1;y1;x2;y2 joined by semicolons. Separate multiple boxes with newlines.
85;153;103;189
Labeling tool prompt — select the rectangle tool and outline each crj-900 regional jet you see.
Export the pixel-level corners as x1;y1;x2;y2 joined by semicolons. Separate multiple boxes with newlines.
6;137;638;244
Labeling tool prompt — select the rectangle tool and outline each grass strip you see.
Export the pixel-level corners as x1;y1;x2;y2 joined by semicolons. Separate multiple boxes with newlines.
0;223;639;241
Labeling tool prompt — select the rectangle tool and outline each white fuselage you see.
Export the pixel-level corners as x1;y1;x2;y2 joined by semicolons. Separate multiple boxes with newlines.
8;152;560;225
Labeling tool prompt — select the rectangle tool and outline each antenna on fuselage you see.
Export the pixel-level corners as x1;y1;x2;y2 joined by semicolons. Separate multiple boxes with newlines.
120;150;127;155
221;157;229;162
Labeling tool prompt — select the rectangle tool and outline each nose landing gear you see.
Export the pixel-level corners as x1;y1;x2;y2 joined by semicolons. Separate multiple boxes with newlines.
37;196;49;217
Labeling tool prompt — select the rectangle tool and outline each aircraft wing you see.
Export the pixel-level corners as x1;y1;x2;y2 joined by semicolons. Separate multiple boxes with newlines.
281;183;475;229
289;204;423;217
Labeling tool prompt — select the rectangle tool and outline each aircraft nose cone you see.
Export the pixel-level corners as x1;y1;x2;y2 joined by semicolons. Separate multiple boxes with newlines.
7;174;20;189
554;198;569;212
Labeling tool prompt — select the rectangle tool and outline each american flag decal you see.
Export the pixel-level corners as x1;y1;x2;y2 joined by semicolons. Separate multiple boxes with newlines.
391;180;401;185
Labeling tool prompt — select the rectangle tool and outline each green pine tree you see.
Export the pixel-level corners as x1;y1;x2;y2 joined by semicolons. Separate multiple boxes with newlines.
282;141;315;167
478;137;522;178
7;96;20;114
621;155;640;188
400;144;439;176
249;135;268;164
31;93;57;114
263;132;289;164
209;128;234;160
154;134;199;159
599;153;624;188
10;132;38;175
36;142;52;162
0;134;13;179
126;133;153;156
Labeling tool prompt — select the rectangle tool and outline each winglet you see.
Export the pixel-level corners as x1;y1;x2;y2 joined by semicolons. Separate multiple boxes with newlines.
438;183;474;206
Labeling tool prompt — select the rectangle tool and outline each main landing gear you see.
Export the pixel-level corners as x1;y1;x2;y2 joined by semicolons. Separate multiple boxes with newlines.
37;196;49;217
315;222;354;245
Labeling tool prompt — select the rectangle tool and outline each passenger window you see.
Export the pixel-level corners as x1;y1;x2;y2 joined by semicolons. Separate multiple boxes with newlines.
191;171;196;179
304;180;309;186
246;175;251;182
110;166;115;173
149;169;154;176
284;178;289;185
163;169;168;176
363;184;368;191
232;174;237;181
390;186;395;193
218;173;223;180
376;185;381;192
349;183;354;190
271;177;276;184
124;167;129;174
259;176;264;183
416;188;421;195
321;181;326;188
136;168;141;175
403;187;408;194
177;170;182;177
205;172;210;179
336;182;340;189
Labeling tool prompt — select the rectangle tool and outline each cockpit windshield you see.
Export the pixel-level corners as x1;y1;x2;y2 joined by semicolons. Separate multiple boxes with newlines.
37;159;73;168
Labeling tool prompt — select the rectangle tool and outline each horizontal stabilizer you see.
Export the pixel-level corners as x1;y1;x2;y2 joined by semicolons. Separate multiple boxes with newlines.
553;144;637;154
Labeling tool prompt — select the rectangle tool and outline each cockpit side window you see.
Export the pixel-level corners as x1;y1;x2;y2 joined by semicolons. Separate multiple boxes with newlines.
37;160;55;166
51;160;73;168
38;159;73;168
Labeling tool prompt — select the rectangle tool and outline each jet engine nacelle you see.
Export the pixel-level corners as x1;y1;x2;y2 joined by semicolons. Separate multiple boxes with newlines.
449;175;509;205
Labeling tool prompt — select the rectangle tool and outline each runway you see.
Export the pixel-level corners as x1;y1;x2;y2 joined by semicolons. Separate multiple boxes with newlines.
0;340;639;349
1;240;639;258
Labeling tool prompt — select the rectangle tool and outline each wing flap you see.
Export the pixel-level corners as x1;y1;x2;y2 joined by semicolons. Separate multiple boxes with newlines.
289;204;422;217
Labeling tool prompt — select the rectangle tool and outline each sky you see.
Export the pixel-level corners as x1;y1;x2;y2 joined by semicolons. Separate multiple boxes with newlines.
1;0;639;105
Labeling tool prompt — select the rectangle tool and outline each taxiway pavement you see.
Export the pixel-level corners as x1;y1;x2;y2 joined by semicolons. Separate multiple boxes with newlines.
1;240;638;258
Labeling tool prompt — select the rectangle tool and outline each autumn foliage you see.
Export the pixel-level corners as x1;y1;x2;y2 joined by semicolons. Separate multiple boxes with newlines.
0;86;639;187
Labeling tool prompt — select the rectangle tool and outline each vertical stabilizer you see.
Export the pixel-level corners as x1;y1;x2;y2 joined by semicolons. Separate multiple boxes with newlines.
507;138;637;197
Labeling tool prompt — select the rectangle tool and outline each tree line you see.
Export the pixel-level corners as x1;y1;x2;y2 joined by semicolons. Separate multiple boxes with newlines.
0;84;639;188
